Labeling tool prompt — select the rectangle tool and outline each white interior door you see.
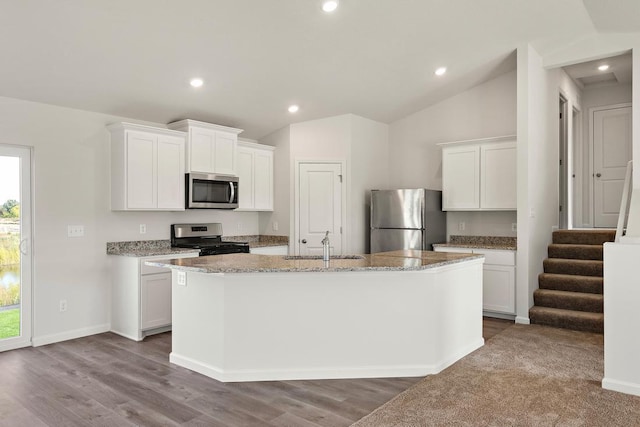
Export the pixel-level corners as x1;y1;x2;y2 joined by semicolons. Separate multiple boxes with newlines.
593;105;632;228
0;145;32;352
297;162;343;256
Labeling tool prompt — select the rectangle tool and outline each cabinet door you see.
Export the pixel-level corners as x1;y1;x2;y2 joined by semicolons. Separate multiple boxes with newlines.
190;127;215;173
157;135;185;210
442;145;480;210
482;265;515;314
126;131;156;209
237;147;254;209
214;131;237;175
253;149;273;210
140;273;172;330
481;141;517;209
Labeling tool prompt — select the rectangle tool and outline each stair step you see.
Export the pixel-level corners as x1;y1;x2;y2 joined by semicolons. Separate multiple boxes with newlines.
538;273;603;294
529;306;603;334
543;258;603;277
548;244;603;261
552;229;615;245
533;289;603;312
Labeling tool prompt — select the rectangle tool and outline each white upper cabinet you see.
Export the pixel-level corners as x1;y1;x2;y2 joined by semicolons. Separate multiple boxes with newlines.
440;136;516;211
442;144;480;210
109;122;186;211
167;119;243;176
237;140;275;211
481;141;517;209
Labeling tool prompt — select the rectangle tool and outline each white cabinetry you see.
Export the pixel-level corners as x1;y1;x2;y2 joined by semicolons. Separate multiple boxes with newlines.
108;122;186;211
167;119;243;176
237;140;275;211
433;246;516;316
440;136;516;211
110;252;198;341
250;245;288;255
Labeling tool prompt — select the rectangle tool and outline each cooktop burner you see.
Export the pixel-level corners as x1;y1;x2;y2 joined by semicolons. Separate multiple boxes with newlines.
171;223;250;256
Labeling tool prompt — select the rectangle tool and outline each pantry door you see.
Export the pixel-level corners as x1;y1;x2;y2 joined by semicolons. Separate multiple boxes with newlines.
0;145;32;352
296;161;344;256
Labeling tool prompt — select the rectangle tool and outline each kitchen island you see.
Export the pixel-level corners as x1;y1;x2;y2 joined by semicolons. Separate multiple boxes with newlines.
148;250;484;382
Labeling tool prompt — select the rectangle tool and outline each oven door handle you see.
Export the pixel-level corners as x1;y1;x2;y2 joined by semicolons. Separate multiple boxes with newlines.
229;181;235;204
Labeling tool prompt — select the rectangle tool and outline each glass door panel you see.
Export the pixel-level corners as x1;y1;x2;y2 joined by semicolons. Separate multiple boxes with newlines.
0;145;31;351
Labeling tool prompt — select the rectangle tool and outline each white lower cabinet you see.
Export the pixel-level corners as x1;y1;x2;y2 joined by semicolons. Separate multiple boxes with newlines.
250;245;288;255
110;252;198;341
433;246;516;316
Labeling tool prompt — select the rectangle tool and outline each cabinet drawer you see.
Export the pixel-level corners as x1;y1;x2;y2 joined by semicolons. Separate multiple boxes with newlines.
473;249;515;266
140;253;198;275
140;262;170;275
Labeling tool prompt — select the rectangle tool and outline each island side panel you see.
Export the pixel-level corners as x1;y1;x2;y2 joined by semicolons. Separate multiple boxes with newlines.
169;258;484;382
170;270;226;378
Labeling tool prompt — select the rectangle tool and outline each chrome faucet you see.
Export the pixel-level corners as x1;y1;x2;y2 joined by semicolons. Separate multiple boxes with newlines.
321;231;330;261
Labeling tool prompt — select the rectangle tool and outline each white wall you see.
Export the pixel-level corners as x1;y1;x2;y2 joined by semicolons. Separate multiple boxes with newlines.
349;115;389;253
388;70;517;236
0;96;260;344
388;70;517;190
260;114;389;254
557;69;583;229
516;45;560;323
257;126;290;237
446;211;517;238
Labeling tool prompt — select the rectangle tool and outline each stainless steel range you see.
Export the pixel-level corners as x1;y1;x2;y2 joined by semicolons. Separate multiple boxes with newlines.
170;223;249;256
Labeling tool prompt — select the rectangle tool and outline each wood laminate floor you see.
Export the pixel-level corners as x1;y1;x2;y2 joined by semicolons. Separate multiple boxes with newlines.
0;318;513;427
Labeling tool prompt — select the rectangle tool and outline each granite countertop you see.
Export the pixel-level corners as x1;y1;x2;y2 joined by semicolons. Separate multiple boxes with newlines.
106;240;200;257
433;235;517;251
145;250;483;274
107;235;289;257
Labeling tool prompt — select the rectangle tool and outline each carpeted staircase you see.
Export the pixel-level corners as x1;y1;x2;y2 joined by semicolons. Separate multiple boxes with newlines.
529;229;615;334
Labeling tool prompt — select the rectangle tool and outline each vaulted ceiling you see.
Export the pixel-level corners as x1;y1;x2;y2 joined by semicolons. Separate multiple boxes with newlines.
0;0;637;139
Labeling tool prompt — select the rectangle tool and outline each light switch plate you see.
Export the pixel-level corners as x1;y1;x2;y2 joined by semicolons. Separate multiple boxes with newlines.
67;225;84;237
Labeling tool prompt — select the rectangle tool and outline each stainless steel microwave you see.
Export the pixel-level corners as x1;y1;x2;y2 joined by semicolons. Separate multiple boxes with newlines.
185;173;238;209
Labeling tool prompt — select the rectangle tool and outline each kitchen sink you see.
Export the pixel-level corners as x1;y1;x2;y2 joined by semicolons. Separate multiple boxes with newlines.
283;255;365;260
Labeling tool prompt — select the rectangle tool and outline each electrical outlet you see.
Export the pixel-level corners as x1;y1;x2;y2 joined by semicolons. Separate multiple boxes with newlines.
67;225;84;237
139;224;147;234
237;222;242;231
177;271;186;286
512;223;517;232
458;222;465;231
272;221;279;231
59;299;67;312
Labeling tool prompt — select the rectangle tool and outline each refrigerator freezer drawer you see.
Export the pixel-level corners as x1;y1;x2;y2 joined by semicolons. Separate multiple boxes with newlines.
370;228;423;253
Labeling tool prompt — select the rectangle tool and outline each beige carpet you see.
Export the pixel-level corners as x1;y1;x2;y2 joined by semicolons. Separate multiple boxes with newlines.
352;324;640;426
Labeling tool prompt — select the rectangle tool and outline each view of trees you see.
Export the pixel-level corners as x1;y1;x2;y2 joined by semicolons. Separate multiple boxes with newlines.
0;199;19;218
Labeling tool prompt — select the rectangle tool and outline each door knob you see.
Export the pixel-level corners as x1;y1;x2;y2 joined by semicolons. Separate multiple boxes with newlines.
301;239;307;244
596;173;602;178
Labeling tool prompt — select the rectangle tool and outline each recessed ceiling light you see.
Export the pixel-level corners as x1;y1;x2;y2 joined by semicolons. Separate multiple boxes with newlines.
598;64;610;71
321;0;339;12
288;105;300;113
434;67;447;76
190;78;204;88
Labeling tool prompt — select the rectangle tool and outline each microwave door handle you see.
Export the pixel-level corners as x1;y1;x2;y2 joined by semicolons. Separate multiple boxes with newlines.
229;181;235;204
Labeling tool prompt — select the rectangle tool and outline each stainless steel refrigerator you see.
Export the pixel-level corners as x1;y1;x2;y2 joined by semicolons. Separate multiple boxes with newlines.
370;189;446;253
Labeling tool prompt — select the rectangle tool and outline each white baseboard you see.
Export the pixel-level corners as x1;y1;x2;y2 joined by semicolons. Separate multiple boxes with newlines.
602;378;640;397
32;323;110;347
170;338;484;383
515;316;530;324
